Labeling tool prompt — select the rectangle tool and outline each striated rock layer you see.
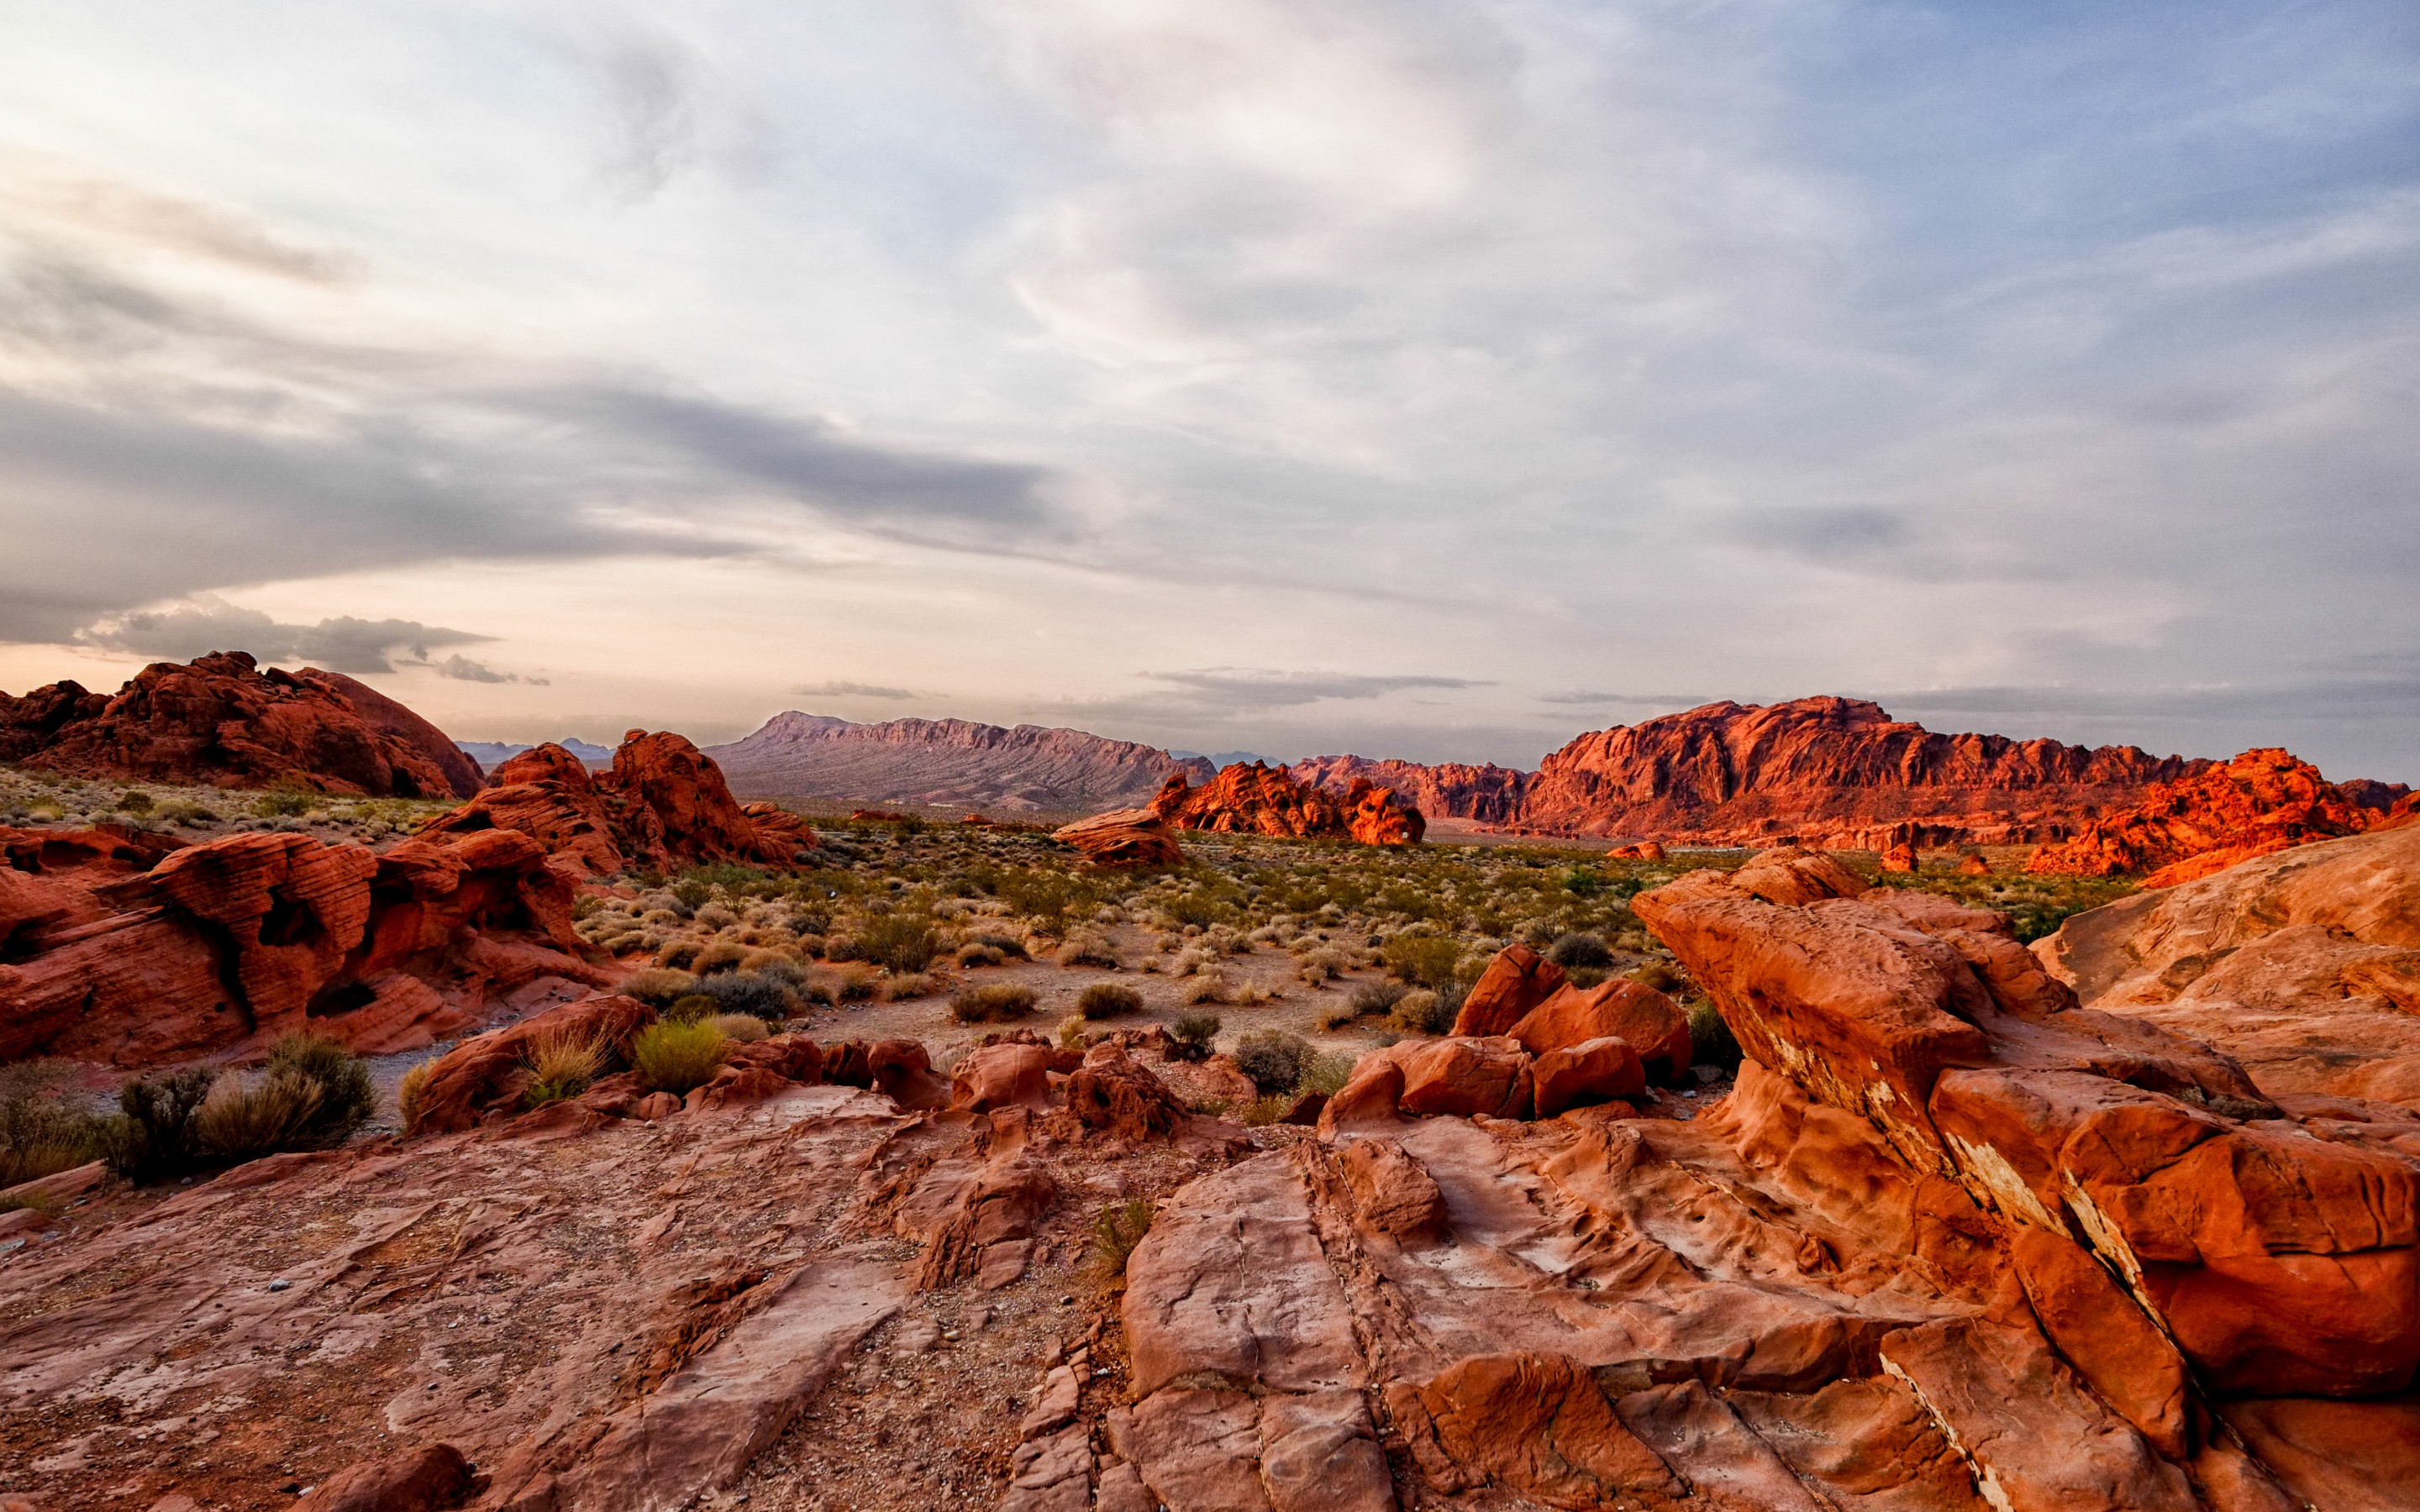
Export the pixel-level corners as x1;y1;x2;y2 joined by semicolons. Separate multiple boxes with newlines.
0;650;482;799
2026;747;2375;886
706;711;1213;813
1151;763;1423;847
1290;754;1531;826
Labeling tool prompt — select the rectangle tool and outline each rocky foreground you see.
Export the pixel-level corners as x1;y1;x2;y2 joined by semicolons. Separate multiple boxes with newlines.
8;827;2420;1510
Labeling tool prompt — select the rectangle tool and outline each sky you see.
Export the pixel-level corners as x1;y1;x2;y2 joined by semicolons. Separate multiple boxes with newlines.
1;1;2415;779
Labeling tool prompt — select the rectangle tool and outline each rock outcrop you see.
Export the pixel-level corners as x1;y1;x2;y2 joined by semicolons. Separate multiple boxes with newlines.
0;651;481;798
1150;763;1423;847
705;712;1213;813
417;732;816;877
0;822;603;1066
1051;808;1184;869
1290;754;1530;825
2025;747;2375;885
2037;822;2420;1109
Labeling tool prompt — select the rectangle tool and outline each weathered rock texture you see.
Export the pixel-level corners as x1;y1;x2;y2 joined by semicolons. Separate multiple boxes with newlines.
1290;755;1531;826
418;731;816;877
2039;822;2420;1110
706;712;1213;813
1052;808;1184;870
1151;763;1423;847
0;821;604;1066
0;651;481;798
2026;747;2376;886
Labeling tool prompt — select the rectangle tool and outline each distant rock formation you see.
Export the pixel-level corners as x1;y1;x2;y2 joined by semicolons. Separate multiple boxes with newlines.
704;712;1212;813
455;737;613;769
2026;748;2374;887
0;651;483;799
1151;761;1423;846
1290;753;1530;824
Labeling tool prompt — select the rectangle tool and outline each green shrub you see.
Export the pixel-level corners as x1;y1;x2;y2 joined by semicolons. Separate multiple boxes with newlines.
1349;980;1409;1017
667;994;721;1024
115;789;154;815
1240;1093;1295;1126
1303;1051;1357;1096
632;1019;729;1095
1546;932;1613;969
1077;983;1144;1020
1565;965;1607;990
1170;1013;1221;1062
1630;960;1686;994
859;913;941;973
1382;935;1464;990
950;984;1039;1024
0;1060;111;1188
521;1026;608;1108
1233;1030;1312;1095
1090;1198;1154;1281
1688;1000;1741;1074
671;879;713;911
261;1033;375;1147
623;968;700;1008
691;970;794;1021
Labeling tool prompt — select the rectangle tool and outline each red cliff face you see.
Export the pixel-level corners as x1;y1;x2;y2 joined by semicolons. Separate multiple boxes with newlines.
1512;696;2201;846
2026;748;2372;887
1151;761;1423;846
0;651;481;799
1290;754;1529;825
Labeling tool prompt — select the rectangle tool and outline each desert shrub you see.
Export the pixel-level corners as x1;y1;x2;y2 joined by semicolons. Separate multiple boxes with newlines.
1077;983;1144;1021
713;1013;770;1044
1547;932;1614;969
690;970;794;1021
155;799;216;827
880;972;938;1001
1688;1000;1741;1074
1383;935;1464;990
692;939;749;975
116;789;154;814
667;993;721;1023
966;932;1029;960
1388;989;1457;1037
1349;980;1409;1018
0;1061;111;1188
655;939;702;970
1181;970;1228;1005
397;1061;434;1132
1240;1093;1295;1126
193;1071;325;1159
1303;1052;1357;1096
1314;1003;1358;1032
1233;1030;1312;1095
1058;928;1120;969
671;878;713;910
692;903;739;932
1090;1198;1155;1281
1057;1013;1089;1050
1565;966;1607;990
252;788;317;818
740;950;806;982
1170;1013;1221;1062
859;913;941;974
1630;961;1686;994
1297;948;1349;984
261;1033;376;1147
632;1019;729;1095
522;1026;608;1107
957;942;1004;968
108;1063;217;1181
950;984;1039;1024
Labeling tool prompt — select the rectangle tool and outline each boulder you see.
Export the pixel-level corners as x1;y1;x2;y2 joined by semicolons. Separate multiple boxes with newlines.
1063;1042;1186;1142
1052;808;1184;870
1395;1037;1534;1120
1450;943;1565;1038
1506;976;1691;1082
408;995;653;1134
1531;1036;1646;1117
292;1441;476;1511
950;1042;1055;1112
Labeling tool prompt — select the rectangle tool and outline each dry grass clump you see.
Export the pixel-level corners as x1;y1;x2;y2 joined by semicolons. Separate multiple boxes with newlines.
950;984;1039;1024
1170;1014;1220;1061
1296;947;1350;985
880;971;939;1002
713;1012;771;1043
957;942;1005;968
1389;987;1459;1036
397;1061;434;1132
1057;1013;1089;1050
623;967;700;1007
692;939;750;975
522;1026;608;1107
1089;1198;1155;1284
0;1061;110;1188
1057;928;1120;969
193;1071;324;1157
1181;969;1229;1005
1233;1030;1312;1095
1076;983;1144;1020
859;912;942;973
632;1019;729;1095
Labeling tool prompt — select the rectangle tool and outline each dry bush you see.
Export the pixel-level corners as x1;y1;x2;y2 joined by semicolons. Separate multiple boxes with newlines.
633;1020;729;1095
397;1062;433;1132
521;1026;607;1108
693;903;739;931
0;1061;110;1188
860;913;943;973
1314;1003;1358;1032
1056;1013;1089;1050
957;942;1005;968
950;984;1038;1024
1297;948;1349;984
1389;988;1458;1037
1182;970;1228;1005
1240;1094;1295;1126
1304;1051;1357;1096
655;939;702;970
193;1071;324;1159
881;972;938;1002
1170;1013;1220;1062
692;939;750;975
1076;983;1143;1020
713;1013;770;1043
1233;1031;1312;1095
1169;948;1213;979
1058;928;1120;969
1232;983;1270;1006
1089;1198;1155;1283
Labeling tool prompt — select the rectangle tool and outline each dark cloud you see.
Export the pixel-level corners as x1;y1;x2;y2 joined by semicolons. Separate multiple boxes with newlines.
419;654;549;685
792;680;919;699
76;597;492;674
1729;507;1912;562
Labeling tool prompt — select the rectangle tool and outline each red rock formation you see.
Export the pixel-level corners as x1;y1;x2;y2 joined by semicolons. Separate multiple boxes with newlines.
1518;696;2202;847
705;711;1209;812
1051;808;1184;869
1150;762;1423;846
2026;747;2373;886
0;651;479;798
416;733;815;877
0;824;606;1067
1291;754;1529;825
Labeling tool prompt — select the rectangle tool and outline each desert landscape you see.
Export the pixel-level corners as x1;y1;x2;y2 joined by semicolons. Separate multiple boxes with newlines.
2;651;2417;1512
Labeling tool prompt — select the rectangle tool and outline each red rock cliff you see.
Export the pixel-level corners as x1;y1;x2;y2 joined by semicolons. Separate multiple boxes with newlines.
1290;753;1529;824
1151;761;1423;846
2026;747;2372;887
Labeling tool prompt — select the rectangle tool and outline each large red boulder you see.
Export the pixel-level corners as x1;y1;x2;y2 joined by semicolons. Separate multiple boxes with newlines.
1530;1037;1645;1117
950;1042;1055;1112
2027;747;2373;885
1505;976;1691;1083
0;651;477;797
1152;762;1422;847
1052;808;1184;869
1450;944;1565;1037
1395;1037;1534;1120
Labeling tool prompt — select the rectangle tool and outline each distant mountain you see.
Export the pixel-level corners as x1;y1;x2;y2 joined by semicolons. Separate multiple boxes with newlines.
704;712;1213;813
455;738;614;770
1170;748;1276;769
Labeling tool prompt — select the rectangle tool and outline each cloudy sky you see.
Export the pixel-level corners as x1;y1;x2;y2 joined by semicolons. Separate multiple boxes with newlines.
2;1;2415;779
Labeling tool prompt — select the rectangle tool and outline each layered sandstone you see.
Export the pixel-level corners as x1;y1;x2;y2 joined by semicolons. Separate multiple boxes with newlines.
1151;763;1423;846
0;651;481;799
706;712;1212;813
1290;754;1529;826
2025;746;2374;885
1051;807;1185;869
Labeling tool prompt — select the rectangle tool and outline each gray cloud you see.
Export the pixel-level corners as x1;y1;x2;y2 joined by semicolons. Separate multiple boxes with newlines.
1143;669;1491;712
417;654;549;685
1535;690;1711;707
594;34;702;199
792;680;918;699
76;597;492;674
1729;507;1913;563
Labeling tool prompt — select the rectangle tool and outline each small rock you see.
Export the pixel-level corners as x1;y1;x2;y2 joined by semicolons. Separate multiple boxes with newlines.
267;1278;292;1292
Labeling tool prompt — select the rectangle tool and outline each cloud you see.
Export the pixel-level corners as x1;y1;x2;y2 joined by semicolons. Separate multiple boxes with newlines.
1142;668;1490;712
1535;690;1711;707
420;654;549;685
1;173;362;282
792;680;918;700
75;596;492;674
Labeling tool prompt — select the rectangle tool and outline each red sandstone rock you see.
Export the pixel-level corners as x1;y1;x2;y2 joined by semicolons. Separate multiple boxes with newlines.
1506;977;1691;1083
0;651;476;797
1063;1042;1187;1142
1335;1137;1448;1243
1395;1036;1534;1120
1291;754;1530;825
1612;841;1667;859
418;743;625;876
1151;763;1423;847
950;1042;1054;1112
292;1441;476;1511
1391;1352;1682;1505
408;995;653;1134
1051;808;1184;870
2027;748;2371;885
1450;943;1566;1037
1956;851;1991;876
1532;1037;1647;1117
